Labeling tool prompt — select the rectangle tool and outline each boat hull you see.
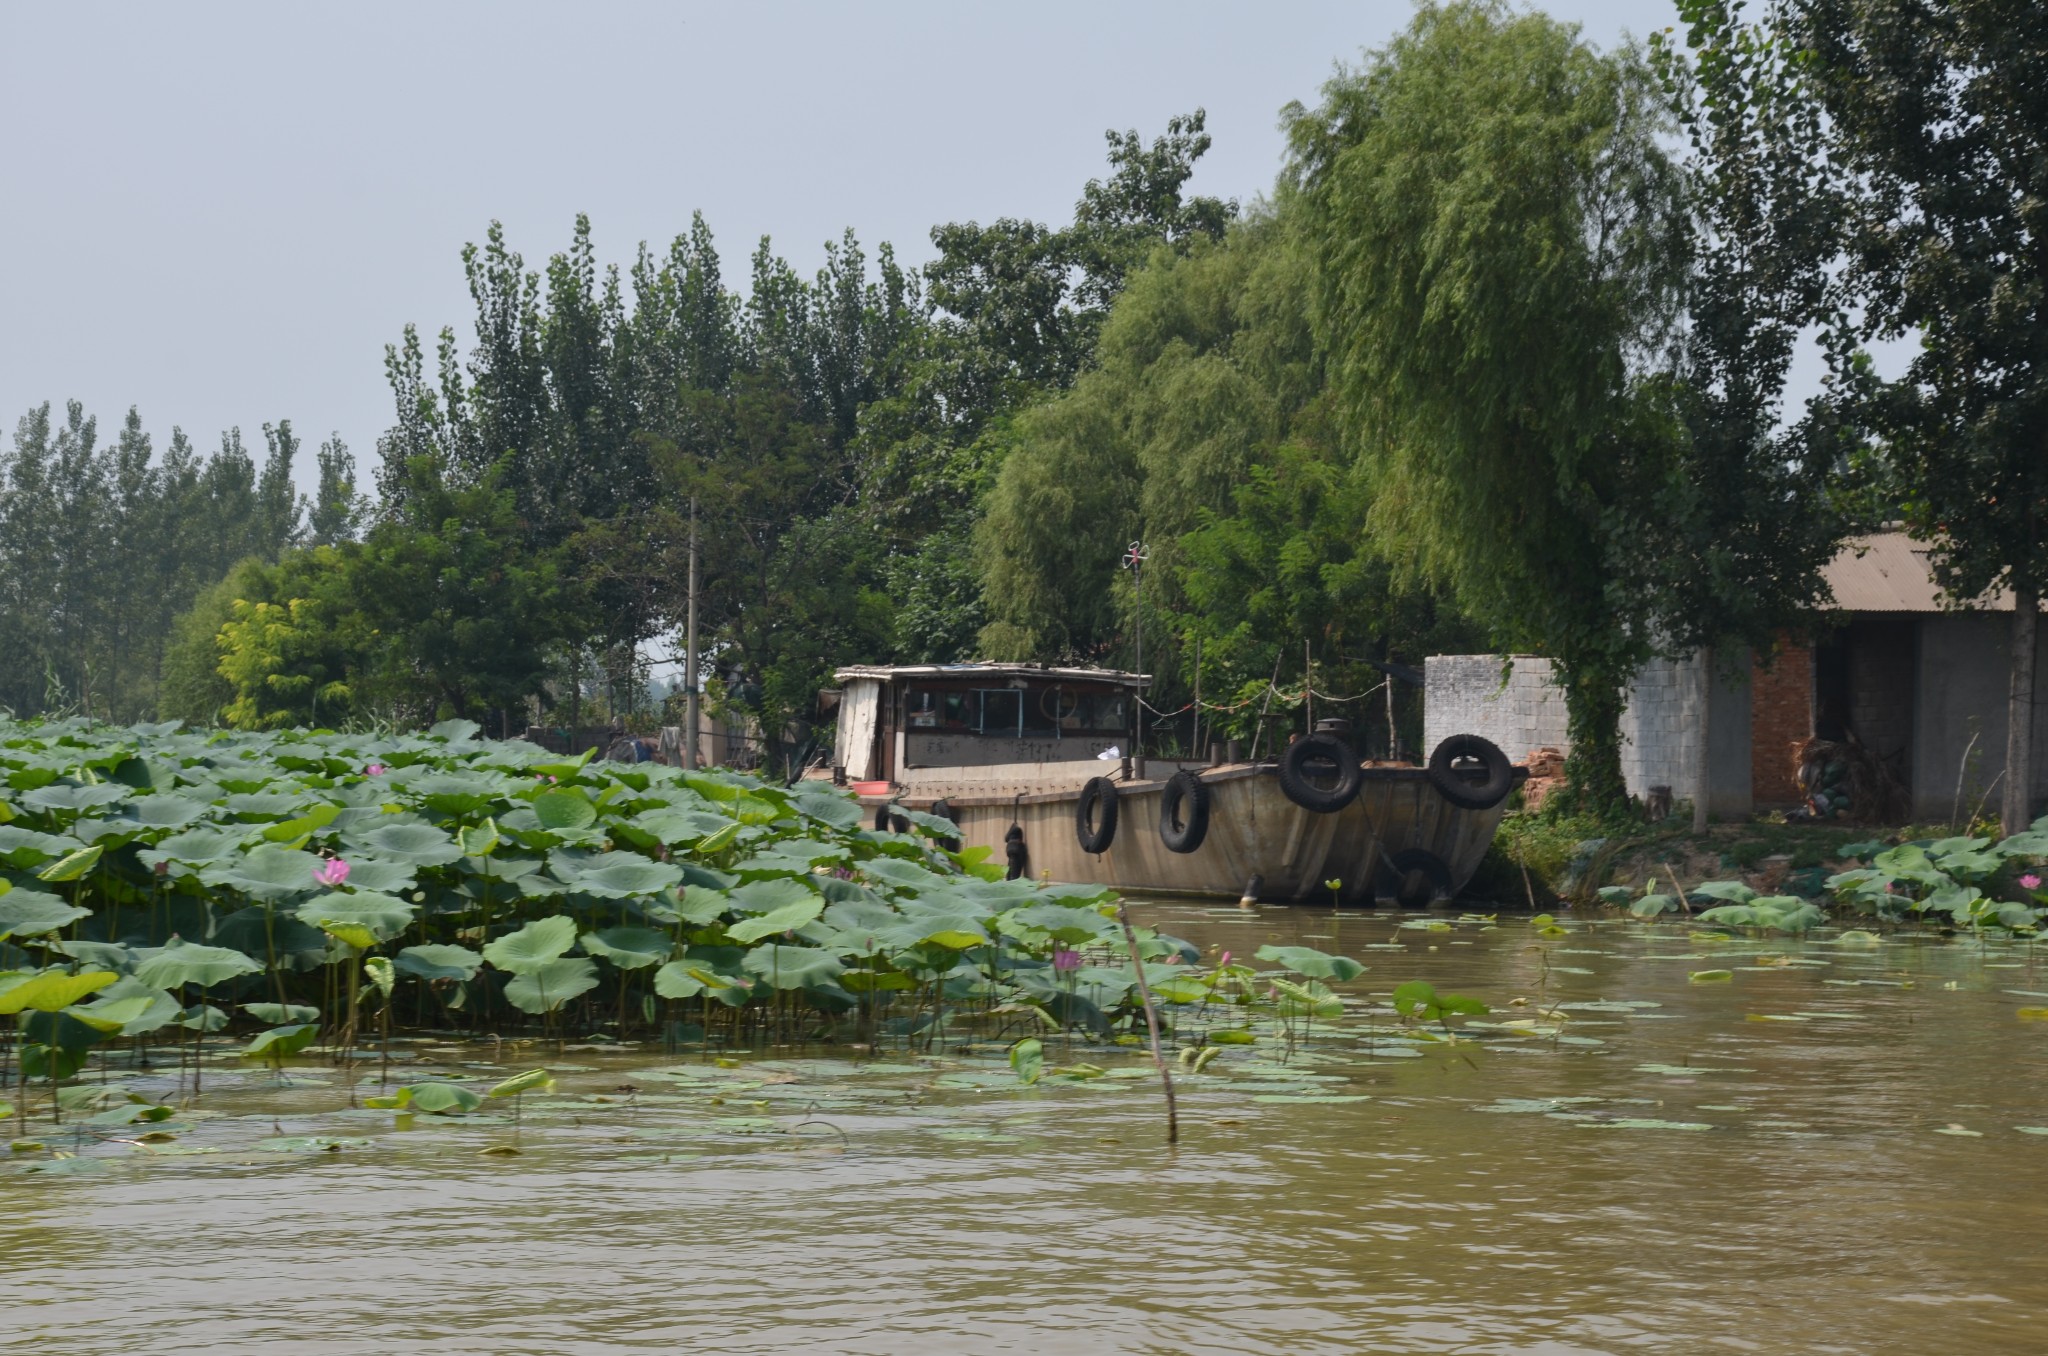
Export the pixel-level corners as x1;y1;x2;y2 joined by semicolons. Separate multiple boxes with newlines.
904;764;1514;904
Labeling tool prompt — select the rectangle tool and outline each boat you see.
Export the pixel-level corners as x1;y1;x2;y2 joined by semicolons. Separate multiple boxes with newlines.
820;664;1526;905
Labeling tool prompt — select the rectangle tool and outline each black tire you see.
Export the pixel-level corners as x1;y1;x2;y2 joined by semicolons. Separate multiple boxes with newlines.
875;804;910;834
1426;734;1515;810
1075;776;1119;854
930;798;961;852
1158;770;1211;854
1376;848;1454;904
1004;823;1028;880
1278;732;1364;813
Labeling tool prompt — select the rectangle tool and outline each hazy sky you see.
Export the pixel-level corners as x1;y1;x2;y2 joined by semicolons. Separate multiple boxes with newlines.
4;1;1680;486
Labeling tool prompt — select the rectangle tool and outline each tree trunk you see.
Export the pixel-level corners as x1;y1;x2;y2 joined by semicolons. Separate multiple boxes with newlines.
2005;586;2038;837
1694;645;1713;833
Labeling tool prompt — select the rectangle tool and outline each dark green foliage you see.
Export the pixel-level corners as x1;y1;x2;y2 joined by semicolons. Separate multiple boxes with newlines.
1285;1;1689;812
1792;0;2048;832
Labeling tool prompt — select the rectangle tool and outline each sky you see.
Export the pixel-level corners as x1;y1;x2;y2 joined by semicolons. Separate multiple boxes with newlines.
3;0;1683;488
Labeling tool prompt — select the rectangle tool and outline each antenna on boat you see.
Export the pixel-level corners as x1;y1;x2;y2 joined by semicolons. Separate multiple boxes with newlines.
1121;540;1150;763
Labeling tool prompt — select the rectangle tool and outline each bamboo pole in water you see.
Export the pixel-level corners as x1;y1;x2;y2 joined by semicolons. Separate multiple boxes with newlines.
1115;902;1178;1145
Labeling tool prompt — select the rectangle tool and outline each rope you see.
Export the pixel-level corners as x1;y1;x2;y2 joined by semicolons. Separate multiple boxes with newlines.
1135;677;1389;720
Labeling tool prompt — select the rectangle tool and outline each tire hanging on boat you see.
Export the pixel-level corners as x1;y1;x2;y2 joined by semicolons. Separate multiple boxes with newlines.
1425;734;1515;810
1157;769;1211;854
930;797;962;852
875;803;910;834
1376;848;1455;904
1074;776;1119;854
1004;823;1029;880
1277;731;1364;813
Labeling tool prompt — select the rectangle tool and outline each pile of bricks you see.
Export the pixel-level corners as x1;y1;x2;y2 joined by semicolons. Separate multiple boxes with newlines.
1521;746;1567;808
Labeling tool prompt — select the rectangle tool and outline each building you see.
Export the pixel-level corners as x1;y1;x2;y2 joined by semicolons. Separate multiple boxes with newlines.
1422;532;2044;822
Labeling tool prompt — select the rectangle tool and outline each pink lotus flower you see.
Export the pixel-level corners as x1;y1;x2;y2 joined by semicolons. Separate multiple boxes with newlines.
2023;873;2042;891
1218;950;1232;968
313;857;351;888
365;763;386;776
1052;949;1082;973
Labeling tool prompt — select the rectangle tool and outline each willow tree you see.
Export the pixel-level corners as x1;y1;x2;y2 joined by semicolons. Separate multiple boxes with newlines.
1795;0;2048;835
1284;0;1688;813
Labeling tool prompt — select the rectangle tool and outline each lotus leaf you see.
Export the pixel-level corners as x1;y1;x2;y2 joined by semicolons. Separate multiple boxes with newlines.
242;1023;320;1060
259;802;341;843
0;825;85;868
482;915;579;973
0;889;89;939
90;976;182;1034
0;969;118;1014
223;792;307;818
741;944;844;990
21;783;131;814
1010;1037;1044;1085
174;1003;228;1031
1002;902;1118;946
859;857;949;892
728;899;826;944
653;960;729;998
242;1002;322;1024
488;1068;555;1098
629;808;734;846
128;794;206;829
295;892;417;943
581;927;671;969
717;877;810;917
336;856;417;893
135;940;263;990
347;822;463;866
572;857;684;899
533;789;598;831
201;845;326;901
143;827;246;866
1253;944;1366;982
210;905;329;962
407;1082;485;1114
787;790;864;831
395;944;483;982
503;956;600;1013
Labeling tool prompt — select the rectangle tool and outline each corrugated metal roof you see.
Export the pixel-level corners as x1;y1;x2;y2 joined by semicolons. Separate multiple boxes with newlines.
831;663;1148;688
1823;531;2012;613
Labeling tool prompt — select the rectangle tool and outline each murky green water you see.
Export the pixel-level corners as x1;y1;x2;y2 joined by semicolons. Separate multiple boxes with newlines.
9;902;2048;1354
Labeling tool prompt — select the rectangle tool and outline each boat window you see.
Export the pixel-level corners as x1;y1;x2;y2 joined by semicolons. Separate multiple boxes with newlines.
975;688;1023;737
905;689;970;730
1072;691;1128;733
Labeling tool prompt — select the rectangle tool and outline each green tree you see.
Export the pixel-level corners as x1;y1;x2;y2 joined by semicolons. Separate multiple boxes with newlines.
1795;0;2048;833
1284;0;1689;814
1648;0;1854;826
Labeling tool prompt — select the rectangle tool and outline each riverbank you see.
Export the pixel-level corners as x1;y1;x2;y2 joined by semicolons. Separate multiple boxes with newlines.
1468;807;2009;907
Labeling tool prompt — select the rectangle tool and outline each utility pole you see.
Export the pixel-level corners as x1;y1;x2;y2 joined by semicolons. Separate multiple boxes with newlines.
685;496;700;770
1122;541;1149;761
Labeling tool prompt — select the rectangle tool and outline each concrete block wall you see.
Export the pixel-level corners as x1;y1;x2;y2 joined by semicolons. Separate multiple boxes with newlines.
1422;656;1571;764
1427;650;1753;816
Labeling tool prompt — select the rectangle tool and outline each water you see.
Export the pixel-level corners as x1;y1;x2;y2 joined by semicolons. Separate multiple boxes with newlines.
9;903;2048;1353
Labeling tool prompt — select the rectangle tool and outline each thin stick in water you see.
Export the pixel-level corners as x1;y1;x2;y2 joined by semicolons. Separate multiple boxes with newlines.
1114;901;1178;1146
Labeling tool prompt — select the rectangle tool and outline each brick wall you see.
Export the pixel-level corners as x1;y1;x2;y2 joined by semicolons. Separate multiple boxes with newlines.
1750;636;1812;806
